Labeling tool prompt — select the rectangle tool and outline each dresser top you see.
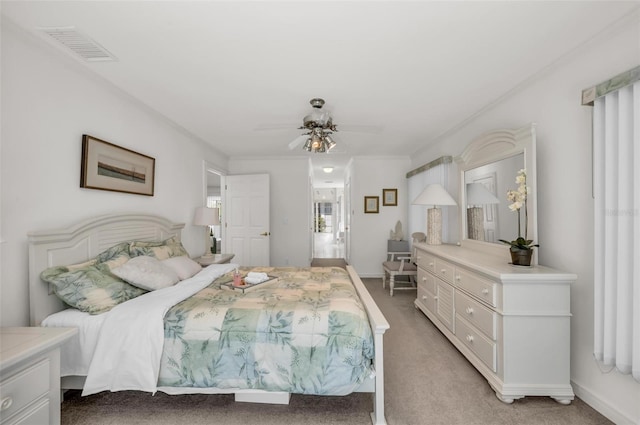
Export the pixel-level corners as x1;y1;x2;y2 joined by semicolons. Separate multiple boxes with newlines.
1;327;77;371
414;243;577;282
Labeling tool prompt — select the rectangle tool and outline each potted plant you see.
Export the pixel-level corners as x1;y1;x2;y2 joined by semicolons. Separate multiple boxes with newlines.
499;169;538;266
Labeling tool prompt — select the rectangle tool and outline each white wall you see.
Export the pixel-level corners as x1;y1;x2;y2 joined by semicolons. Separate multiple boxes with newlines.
0;20;228;327
227;157;311;267
411;16;640;425
230;155;413;274
349;157;412;277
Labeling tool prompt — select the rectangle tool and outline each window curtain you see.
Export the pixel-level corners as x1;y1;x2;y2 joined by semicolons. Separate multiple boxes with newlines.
593;80;640;382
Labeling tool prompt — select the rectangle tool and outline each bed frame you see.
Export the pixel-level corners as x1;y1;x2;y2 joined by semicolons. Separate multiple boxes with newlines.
27;213;389;425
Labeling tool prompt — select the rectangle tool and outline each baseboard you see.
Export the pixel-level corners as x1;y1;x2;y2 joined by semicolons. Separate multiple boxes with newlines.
358;273;383;279
571;380;636;425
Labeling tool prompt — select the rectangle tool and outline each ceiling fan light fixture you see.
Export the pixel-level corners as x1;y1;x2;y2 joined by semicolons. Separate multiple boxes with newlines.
294;98;340;154
323;166;334;173
324;135;337;151
303;138;312;151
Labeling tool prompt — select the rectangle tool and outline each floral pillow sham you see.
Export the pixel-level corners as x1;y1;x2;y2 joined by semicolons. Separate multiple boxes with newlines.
40;261;146;315
40;236;189;314
129;236;189;260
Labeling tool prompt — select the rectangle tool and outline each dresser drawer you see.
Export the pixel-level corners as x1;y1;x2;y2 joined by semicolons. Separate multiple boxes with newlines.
455;290;497;340
434;258;455;284
0;359;49;423
4;398;49;425
417;268;436;293
456;316;497;373
417;281;437;314
455;267;497;307
416;251;436;274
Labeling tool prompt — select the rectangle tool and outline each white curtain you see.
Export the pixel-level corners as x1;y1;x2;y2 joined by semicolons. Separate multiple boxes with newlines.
593;80;640;382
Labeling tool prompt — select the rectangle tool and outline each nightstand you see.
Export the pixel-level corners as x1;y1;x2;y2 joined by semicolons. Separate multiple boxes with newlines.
0;327;77;425
195;253;235;266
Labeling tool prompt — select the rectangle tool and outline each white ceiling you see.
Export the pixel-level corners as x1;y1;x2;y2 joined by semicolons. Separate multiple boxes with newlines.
3;1;638;187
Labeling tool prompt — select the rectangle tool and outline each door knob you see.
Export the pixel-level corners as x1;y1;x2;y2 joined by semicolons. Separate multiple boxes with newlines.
260;232;271;236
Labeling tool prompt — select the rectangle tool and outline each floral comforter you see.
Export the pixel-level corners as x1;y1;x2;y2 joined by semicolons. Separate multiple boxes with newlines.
157;266;374;395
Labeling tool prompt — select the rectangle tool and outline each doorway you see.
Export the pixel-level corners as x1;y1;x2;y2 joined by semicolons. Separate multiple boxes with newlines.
312;187;345;259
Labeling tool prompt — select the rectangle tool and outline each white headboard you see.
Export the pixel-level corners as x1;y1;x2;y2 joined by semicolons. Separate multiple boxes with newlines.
28;213;184;325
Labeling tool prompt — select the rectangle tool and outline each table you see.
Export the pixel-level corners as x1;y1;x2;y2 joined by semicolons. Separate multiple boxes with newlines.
195;253;235;266
1;327;77;425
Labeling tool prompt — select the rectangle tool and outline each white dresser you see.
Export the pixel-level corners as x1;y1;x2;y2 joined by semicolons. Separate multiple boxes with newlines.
0;327;77;425
413;242;576;404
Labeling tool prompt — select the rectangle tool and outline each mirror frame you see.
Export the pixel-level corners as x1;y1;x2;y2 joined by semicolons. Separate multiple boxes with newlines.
455;124;538;265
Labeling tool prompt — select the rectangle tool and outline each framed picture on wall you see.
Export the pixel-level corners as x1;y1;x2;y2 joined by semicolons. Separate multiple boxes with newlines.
80;134;155;196
383;188;398;206
364;196;379;213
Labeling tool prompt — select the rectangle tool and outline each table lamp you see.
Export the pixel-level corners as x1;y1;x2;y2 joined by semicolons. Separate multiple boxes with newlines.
466;183;500;241
193;207;220;257
412;184;457;245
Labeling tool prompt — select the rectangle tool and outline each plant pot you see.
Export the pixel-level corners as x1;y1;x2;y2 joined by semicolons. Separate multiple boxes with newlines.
510;248;532;266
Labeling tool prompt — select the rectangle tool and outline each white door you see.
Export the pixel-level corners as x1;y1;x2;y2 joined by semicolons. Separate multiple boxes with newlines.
223;174;270;266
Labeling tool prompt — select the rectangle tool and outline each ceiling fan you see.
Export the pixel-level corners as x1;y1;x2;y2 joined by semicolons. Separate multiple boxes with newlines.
288;98;339;153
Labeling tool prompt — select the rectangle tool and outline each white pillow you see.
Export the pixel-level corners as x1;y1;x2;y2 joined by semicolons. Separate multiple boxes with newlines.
112;256;180;291
162;256;202;280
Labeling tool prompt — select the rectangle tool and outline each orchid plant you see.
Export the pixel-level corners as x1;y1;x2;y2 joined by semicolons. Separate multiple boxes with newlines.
499;169;539;251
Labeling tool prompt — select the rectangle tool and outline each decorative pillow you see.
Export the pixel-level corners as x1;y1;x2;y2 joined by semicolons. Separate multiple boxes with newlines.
95;241;132;270
129;236;189;260
162;256;202;280
40;262;146;314
112;256;180;291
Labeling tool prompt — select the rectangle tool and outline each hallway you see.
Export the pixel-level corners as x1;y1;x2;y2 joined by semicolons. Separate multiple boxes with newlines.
313;232;345;259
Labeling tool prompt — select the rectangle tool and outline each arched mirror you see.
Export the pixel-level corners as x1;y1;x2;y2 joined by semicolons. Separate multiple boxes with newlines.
455;124;538;264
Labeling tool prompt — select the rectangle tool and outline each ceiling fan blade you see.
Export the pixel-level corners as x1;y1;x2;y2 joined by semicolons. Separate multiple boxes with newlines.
254;123;297;131
288;134;308;150
338;124;384;134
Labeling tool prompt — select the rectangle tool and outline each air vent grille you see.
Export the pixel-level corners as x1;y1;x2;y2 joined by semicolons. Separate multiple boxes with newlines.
39;27;116;62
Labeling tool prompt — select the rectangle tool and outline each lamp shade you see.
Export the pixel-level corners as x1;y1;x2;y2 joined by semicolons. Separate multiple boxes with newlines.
412;184;457;207
466;183;500;206
193;207;220;226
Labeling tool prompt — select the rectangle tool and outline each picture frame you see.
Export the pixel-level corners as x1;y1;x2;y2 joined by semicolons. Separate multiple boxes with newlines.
364;196;379;214
81;135;155;196
383;188;398;206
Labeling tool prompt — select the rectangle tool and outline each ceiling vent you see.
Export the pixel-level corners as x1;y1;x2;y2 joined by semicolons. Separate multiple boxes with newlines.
38;27;117;62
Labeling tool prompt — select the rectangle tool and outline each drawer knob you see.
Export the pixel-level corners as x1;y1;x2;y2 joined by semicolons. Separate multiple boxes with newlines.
429;262;434;267
455;275;461;281
466;335;474;343
422;295;427;300
440;269;446;274
465;307;474;315
1;396;13;411
422;277;427;282
482;288;489;295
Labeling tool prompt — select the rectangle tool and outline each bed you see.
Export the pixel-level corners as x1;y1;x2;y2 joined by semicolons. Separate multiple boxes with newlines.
28;213;389;425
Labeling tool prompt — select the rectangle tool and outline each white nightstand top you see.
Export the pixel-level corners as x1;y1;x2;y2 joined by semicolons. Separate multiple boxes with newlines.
1;327;77;371
195;253;235;266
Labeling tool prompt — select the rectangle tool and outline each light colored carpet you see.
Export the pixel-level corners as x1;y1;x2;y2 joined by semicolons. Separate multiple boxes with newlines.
61;278;612;425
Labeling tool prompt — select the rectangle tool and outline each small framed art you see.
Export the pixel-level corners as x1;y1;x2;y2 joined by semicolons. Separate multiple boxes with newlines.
80;135;155;196
364;196;379;213
383;188;398;206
